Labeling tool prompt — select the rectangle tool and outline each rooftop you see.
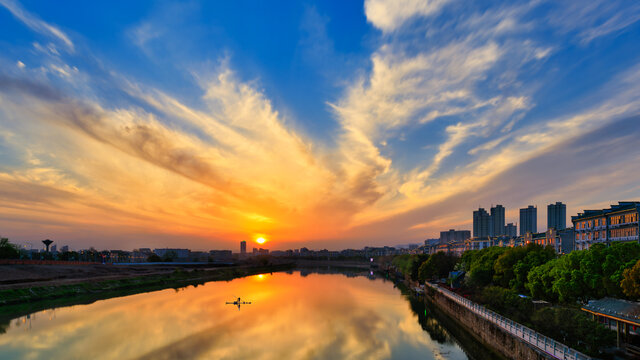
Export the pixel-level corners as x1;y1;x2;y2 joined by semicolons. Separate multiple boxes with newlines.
572;201;640;221
582;297;640;325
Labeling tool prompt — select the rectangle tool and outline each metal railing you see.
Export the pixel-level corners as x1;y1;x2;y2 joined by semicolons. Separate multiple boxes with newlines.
426;282;591;360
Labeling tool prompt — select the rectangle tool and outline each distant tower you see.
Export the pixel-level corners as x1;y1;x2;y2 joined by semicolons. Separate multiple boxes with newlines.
490;205;505;236
547;202;566;230
473;208;491;237
240;240;247;254
520;206;537;235
42;239;53;252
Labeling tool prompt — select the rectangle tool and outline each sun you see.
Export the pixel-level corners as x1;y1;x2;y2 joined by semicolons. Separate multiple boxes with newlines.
256;237;266;244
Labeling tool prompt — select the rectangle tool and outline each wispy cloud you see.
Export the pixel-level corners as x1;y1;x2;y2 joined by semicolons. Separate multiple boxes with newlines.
545;0;640;44
0;0;74;51
364;0;450;32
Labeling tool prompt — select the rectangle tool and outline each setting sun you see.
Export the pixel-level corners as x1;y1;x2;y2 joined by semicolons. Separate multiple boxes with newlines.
256;237;266;244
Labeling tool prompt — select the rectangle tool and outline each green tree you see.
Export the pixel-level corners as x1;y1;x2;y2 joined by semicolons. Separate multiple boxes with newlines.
621;259;640;299
493;246;527;288
527;259;558;301
391;254;411;274
525;242;640;303
510;244;555;292
601;242;640;297
418;252;458;282
550;250;589;302
530;307;614;356
392;254;429;281
477;286;532;324
458;250;478;272
0;238;19;259
466;247;507;288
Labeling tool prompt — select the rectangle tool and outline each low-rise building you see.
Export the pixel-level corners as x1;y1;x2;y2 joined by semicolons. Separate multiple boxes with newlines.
189;251;208;262
209;250;232;261
522;228;574;254
505;223;517;238
440;229;471;243
154;248;190;260
572;201;640;250
132;248;152;262
558;228;575;254
465;237;495;252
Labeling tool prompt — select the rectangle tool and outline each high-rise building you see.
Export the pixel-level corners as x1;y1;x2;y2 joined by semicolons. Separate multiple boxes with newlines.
490;205;505;236
520;205;537;235
240;240;247;254
439;229;471;243
547;202;567;230
505;223;517;237
473;208;491;237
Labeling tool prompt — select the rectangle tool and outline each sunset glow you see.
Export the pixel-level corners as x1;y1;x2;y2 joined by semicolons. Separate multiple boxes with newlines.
0;0;639;250
256;238;267;245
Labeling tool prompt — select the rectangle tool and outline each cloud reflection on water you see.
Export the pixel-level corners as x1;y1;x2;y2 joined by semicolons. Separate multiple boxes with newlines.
0;272;469;360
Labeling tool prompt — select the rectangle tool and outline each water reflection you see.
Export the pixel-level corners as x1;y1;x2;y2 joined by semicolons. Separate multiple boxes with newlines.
0;271;487;359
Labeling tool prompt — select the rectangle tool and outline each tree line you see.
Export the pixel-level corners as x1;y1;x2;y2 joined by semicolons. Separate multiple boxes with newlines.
391;242;640;356
393;242;640;302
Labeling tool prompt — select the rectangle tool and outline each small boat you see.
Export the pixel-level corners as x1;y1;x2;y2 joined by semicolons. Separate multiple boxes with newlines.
225;297;252;310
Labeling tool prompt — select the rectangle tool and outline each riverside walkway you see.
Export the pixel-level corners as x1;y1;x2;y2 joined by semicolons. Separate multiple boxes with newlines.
426;282;591;360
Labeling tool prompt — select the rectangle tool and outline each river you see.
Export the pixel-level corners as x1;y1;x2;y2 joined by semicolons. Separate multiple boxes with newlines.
0;269;495;359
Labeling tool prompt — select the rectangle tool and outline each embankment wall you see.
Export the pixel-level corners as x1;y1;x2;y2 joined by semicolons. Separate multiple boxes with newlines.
426;287;550;360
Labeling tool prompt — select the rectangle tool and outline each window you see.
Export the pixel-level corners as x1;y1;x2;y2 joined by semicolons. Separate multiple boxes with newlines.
611;215;624;225
610;226;639;238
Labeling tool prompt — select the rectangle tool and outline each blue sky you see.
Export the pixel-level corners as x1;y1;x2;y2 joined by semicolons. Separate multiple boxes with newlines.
0;0;640;250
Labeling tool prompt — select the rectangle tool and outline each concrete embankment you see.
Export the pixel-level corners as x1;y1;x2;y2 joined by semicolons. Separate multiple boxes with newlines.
424;283;591;360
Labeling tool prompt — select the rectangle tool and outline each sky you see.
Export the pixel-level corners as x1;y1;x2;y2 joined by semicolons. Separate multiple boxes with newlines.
0;0;640;251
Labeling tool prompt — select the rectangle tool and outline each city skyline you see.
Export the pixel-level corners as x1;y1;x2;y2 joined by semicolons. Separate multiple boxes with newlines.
1;0;640;250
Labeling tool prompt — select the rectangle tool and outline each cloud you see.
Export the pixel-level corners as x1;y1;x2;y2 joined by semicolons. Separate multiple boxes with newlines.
0;59;388;246
0;0;74;51
545;0;640;44
1;0;639;249
364;0;450;32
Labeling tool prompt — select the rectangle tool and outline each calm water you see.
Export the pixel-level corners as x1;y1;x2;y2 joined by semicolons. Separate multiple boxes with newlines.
0;270;490;360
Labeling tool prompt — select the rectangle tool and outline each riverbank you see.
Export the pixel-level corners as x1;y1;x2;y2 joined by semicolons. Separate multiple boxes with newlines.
386;270;508;360
0;258;371;289
0;262;189;290
393;280;505;360
0;258;375;308
385;268;589;360
0;263;293;309
424;282;591;360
